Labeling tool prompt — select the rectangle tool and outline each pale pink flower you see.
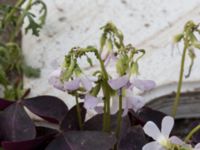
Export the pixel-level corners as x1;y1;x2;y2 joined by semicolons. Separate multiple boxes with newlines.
108;75;155;116
48;68;65;91
63;76;94;92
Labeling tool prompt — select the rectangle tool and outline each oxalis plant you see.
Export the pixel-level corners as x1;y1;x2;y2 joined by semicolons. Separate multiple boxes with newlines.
0;0;47;100
48;22;156;134
0;22;200;150
172;20;200;117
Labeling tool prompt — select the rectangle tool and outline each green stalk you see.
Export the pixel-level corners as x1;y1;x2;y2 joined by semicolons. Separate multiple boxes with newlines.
172;46;187;117
185;125;200;142
103;95;107;132
105;83;111;131
116;91;122;138
75;95;83;130
10;0;33;42
102;81;111;132
95;52;111;132
4;0;25;25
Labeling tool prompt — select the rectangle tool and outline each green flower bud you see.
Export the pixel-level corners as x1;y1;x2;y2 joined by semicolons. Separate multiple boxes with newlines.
116;55;129;75
193;41;200;49
173;34;183;43
131;62;139;75
100;33;107;51
107;38;113;51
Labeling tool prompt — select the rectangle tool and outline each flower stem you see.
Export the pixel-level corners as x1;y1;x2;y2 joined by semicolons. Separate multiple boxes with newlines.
75;95;83;130
95;51;111;132
106;83;111;131
185;125;200;143
172;45;187;117
4;0;25;25
116;90;122;138
102;81;111;132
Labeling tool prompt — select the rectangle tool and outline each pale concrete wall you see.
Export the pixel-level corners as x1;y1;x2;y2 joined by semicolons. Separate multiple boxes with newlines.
23;0;200;107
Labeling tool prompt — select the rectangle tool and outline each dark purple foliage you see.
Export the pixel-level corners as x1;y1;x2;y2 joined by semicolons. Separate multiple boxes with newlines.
60;103;86;131
84;114;105;131
0;98;13;110
84;114;122;131
137;107;166;128
45;131;116;150
0;95;170;150
118;126;147;150
84;113;131;137
0;102;36;142
1;133;55;150
22;96;68;124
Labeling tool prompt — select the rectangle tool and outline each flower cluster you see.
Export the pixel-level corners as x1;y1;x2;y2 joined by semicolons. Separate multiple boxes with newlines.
49;23;155;118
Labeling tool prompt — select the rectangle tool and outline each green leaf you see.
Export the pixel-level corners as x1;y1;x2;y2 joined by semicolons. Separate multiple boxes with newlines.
24;0;47;36
32;0;47;26
0;66;8;86
4;87;16;100
25;13;42;36
22;65;40;78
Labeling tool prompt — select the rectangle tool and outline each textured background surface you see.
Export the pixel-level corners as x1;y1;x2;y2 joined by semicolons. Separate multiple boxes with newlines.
23;0;200;108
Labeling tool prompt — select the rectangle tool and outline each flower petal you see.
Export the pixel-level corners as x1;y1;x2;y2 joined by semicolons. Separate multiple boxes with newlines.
161;116;174;138
169;136;184;145
122;106;129;117
48;69;65;91
51;78;65;91
132;78;156;92
64;78;80;91
104;53;112;66
84;95;100;109
110;96;119;115
126;95;145;112
142;141;164;150
195;143;200;150
143;121;161;141
81;77;93;91
170;138;191;150
108;75;129;90
94;106;104;114
104;53;117;66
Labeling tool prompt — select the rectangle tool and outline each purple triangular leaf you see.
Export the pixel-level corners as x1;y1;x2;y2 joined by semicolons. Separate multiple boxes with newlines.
0;102;36;141
84;113;131;137
84;114;104;131
35;127;58;137
137;107;167;128
0;98;13;110
1;132;55;150
45;131;116;150
118;126;147;150
22;96;68;124
60;103;86;131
